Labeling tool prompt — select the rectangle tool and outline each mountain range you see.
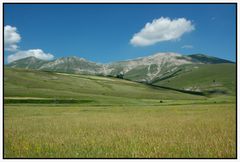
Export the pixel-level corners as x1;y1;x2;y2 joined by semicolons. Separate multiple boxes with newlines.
6;52;235;95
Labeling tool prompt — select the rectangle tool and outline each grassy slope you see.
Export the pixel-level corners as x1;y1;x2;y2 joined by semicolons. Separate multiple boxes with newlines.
152;63;236;95
4;67;206;105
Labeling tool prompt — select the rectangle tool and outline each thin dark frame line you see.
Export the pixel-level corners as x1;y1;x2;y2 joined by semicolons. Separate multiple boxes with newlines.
3;2;4;160
2;2;238;4
2;2;238;159
235;2;238;159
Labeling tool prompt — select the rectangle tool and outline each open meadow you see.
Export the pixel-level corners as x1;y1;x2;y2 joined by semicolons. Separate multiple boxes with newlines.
4;68;236;158
4;103;236;158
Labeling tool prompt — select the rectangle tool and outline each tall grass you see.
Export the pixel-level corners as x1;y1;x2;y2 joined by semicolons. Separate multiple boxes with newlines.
4;104;236;158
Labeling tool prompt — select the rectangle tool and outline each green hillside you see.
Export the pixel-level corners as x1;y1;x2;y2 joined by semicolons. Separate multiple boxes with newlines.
4;67;208;105
188;54;234;64
152;63;236;95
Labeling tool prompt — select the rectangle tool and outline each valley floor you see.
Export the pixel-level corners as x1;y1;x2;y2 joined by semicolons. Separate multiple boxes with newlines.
4;103;236;158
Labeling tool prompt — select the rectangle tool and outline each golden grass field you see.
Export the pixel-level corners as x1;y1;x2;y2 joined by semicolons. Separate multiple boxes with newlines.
4;103;236;158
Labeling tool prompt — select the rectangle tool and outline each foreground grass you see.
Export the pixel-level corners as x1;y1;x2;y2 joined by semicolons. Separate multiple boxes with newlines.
4;104;236;158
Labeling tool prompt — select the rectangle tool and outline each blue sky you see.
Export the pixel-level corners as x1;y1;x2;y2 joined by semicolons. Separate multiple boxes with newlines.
4;4;236;63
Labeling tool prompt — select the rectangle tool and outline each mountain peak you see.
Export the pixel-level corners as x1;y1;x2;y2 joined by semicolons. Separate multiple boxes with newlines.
151;52;181;57
7;56;48;69
11;56;40;63
59;56;86;61
134;52;193;66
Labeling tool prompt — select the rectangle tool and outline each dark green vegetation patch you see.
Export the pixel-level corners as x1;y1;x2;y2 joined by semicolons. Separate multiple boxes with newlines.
4;99;94;104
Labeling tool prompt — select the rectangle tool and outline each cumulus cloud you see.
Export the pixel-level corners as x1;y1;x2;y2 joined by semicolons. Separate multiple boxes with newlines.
8;49;54;63
4;25;21;51
182;45;194;49
4;25;55;63
130;17;195;46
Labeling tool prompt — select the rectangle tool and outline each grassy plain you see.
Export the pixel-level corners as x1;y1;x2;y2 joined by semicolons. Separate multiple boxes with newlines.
4;104;236;158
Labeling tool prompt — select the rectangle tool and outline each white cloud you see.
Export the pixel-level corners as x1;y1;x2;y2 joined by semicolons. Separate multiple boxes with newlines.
4;25;21;51
182;45;194;49
4;25;55;63
8;49;54;63
130;17;195;47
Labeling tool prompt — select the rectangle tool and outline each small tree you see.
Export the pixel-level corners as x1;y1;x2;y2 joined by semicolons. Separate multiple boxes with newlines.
116;72;124;79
